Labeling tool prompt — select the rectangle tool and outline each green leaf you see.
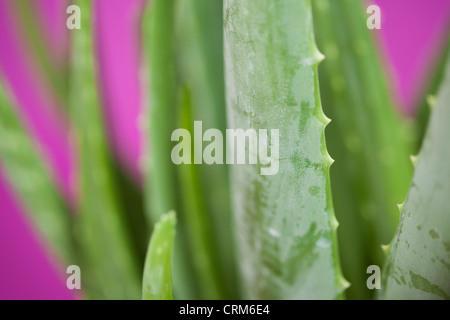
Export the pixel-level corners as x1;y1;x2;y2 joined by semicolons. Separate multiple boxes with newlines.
224;0;346;299
142;211;176;300
0;77;74;263
143;0;198;300
143;0;179;223
175;0;238;299
175;86;232;299
380;56;450;300
144;0;236;299
312;0;414;299
69;0;140;299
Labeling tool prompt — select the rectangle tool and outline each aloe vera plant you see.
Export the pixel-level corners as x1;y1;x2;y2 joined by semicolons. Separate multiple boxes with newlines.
380;57;450;300
142;211;176;300
70;0;140;299
0;78;73;263
2;0;450;302
312;0;414;299
224;0;346;299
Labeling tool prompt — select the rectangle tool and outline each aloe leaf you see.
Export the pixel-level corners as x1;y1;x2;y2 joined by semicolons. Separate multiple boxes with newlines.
142;211;176;300
144;0;237;299
312;0;414;299
380;56;450;300
0;77;73;263
174;86;231;299
224;0;346;299
70;0;140;299
175;0;237;298
143;0;178;223
143;0;198;300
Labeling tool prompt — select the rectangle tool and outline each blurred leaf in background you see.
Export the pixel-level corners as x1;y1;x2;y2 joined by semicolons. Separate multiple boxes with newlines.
69;0;141;299
143;0;237;299
0;78;74;264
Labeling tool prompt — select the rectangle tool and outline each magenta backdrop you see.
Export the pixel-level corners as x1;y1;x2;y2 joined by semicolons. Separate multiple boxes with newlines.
373;0;450;115
0;0;449;299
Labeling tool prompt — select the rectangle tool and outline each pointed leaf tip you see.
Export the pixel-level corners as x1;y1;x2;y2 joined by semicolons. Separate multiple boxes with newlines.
339;276;351;291
142;211;177;300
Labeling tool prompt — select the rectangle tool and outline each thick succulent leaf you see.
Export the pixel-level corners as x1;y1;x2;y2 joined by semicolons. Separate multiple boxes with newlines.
142;211;176;300
312;0;414;299
70;0;140;299
380;56;450;300
0;78;73;263
175;0;237;299
224;0;346;299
